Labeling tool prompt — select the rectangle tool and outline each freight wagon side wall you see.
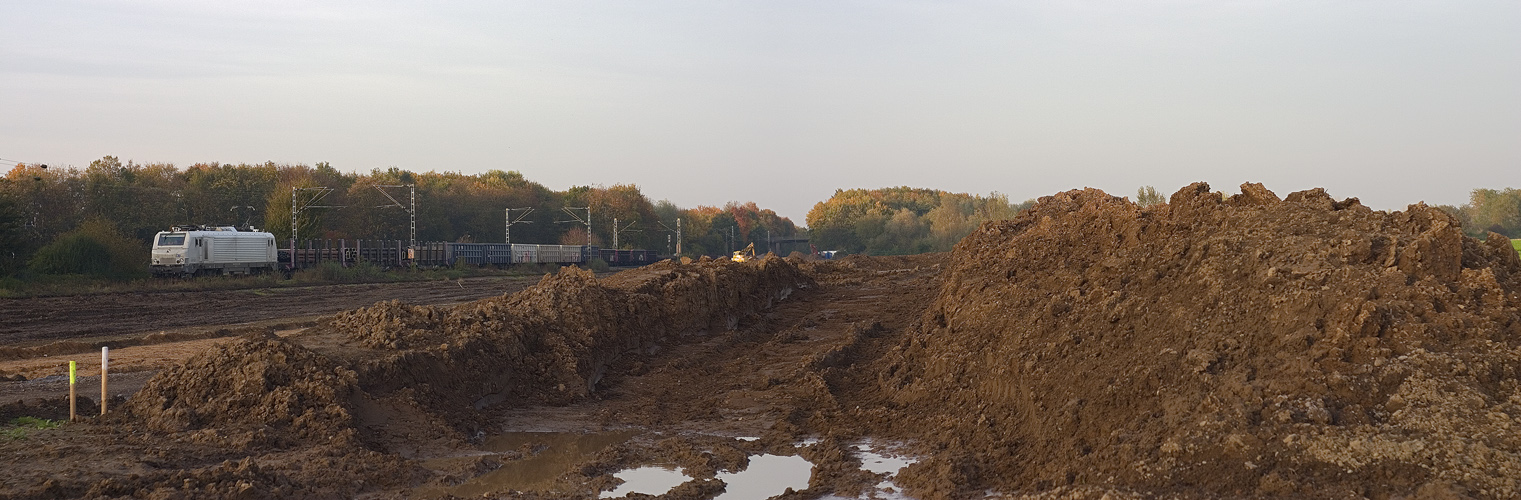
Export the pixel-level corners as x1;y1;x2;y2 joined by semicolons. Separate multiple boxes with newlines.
208;235;277;264
513;245;538;264
507;244;588;264
543;244;582;263
446;243;514;266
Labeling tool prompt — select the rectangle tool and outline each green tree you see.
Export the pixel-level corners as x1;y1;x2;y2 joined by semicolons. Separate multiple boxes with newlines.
183;162;278;228
1;163;82;252
1465;188;1521;237
806;187;1027;255
873;208;931;255
0;193;26;274
265;179;327;242
650;199;684;255
1136;186;1165;207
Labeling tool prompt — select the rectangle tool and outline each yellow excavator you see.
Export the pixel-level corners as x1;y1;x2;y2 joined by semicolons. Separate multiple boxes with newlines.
731;243;756;262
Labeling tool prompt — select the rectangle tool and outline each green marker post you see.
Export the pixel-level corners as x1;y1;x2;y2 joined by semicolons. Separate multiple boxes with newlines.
68;360;77;421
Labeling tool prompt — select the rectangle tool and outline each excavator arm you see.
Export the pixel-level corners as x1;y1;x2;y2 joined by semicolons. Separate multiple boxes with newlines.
731;243;757;262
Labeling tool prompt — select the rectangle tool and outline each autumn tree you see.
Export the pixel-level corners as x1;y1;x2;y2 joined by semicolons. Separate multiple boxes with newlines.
807;187;1026;255
264;163;353;241
1464;188;1521;238
182;162;278;228
2;163;88;253
79;156;187;241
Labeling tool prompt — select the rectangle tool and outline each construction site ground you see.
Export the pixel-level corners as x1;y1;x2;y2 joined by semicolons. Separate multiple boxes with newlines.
0;256;943;499
0;275;546;405
5;183;1521;499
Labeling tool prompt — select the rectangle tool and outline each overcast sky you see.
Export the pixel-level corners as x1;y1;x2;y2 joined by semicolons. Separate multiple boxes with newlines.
3;1;1517;223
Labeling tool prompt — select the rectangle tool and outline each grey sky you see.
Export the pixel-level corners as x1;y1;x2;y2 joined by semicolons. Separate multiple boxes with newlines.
3;1;1517;223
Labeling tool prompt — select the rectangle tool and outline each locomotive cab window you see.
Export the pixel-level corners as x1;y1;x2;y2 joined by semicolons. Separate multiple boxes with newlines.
158;233;186;246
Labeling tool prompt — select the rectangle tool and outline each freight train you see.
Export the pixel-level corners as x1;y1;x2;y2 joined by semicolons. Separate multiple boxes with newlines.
151;227;661;276
276;239;660;271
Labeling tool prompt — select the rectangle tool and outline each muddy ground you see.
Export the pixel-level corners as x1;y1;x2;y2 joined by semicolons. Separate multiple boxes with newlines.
0;275;547;347
3;183;1521;500
0;254;941;499
0;275;546;404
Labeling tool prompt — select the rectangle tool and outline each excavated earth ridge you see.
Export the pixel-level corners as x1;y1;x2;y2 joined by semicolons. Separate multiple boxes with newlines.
4;256;812;499
874;183;1521;499
330;255;814;431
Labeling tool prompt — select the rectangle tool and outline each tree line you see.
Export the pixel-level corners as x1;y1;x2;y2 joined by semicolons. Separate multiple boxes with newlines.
6;161;1514;280
803;184;1521;258
806;186;1034;255
1437;188;1521;239
0;157;799;276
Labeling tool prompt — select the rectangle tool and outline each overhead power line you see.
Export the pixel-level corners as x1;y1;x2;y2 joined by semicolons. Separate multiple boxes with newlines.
0;157;48;168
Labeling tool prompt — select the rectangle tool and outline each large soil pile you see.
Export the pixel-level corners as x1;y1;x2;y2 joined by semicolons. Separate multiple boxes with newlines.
331;256;813;431
123;330;359;449
878;183;1521;499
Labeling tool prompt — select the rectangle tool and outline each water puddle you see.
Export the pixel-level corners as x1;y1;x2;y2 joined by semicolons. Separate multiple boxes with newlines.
601;466;690;498
416;430;636;498
714;454;813;499
851;441;918;499
601;453;814;499
419;433;913;499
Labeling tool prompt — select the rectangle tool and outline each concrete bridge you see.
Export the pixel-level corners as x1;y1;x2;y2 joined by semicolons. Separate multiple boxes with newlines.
765;237;811;256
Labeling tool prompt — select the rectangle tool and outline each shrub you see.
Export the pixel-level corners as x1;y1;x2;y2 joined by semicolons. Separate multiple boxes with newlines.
27;219;147;280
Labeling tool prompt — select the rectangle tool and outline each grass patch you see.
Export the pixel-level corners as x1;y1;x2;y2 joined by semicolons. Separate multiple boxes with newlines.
1513;239;1520;259
2;417;61;440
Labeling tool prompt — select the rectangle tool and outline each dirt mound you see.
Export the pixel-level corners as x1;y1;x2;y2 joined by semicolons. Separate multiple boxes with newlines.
877;183;1521;499
331;300;449;350
328;256;813;431
122;330;359;449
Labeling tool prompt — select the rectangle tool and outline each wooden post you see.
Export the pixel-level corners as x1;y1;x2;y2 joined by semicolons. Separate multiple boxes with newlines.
68;361;76;422
100;347;109;416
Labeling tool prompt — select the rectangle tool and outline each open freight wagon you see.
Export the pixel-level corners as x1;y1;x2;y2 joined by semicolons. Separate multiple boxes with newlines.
413;242;595;267
599;248;660;266
279;240;616;269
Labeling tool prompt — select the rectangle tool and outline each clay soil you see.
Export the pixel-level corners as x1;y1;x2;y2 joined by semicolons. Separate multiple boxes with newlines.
3;182;1521;500
0;275;545;403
